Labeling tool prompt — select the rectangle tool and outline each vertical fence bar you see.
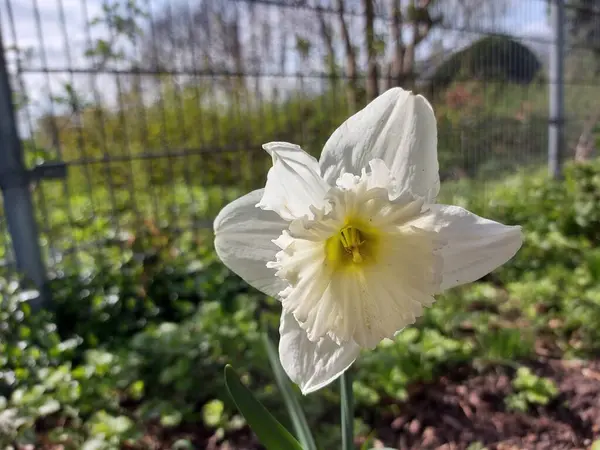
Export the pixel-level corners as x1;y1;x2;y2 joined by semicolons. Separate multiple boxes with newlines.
0;32;48;310
549;0;566;179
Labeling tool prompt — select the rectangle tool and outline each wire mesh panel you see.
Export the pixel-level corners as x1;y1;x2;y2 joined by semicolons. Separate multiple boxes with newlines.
0;0;599;276
0;196;16;273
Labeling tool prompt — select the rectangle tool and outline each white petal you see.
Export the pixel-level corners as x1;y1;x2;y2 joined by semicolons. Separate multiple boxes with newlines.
258;142;330;220
214;189;288;298
354;226;441;348
278;311;360;395
319;88;439;203
272;176;440;349
414;205;523;291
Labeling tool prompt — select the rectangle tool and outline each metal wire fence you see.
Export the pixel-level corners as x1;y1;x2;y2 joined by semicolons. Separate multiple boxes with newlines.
0;0;599;295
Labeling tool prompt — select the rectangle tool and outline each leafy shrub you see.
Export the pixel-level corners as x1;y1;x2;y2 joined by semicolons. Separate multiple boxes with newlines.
427;36;542;90
1;159;599;447
505;367;559;412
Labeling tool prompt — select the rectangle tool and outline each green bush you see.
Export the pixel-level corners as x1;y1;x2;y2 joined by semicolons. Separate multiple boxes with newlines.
30;79;555;200
443;160;600;352
505;367;559;412
1;159;599;447
0;262;274;448
427;36;542;90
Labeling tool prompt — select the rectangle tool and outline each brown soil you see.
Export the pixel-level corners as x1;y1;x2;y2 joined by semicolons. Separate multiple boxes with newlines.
363;359;600;450
203;358;600;450
32;359;600;450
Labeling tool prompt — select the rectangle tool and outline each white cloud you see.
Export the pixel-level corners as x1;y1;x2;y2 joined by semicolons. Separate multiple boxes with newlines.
520;20;552;40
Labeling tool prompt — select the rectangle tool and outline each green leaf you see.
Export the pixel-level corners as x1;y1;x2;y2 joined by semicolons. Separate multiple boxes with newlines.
262;333;318;450
590;440;600;450
340;370;354;450
202;399;225;427
81;439;107;450
224;365;303;450
89;412;133;435
172;439;195;450
38;399;61;416
160;410;183;427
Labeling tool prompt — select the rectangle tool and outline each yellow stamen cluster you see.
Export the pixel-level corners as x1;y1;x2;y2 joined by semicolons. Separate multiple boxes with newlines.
339;226;365;263
325;218;379;270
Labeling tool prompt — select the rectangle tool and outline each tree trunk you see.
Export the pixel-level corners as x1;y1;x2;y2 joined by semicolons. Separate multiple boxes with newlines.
247;5;260;98
230;7;246;97
363;0;378;101
404;0;434;89
317;6;337;84
335;0;357;111
389;0;404;88
575;110;600;162
403;0;417;89
279;30;287;74
383;61;392;91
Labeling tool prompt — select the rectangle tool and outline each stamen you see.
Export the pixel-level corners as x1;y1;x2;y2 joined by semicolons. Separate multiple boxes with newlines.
340;226;364;263
351;247;363;263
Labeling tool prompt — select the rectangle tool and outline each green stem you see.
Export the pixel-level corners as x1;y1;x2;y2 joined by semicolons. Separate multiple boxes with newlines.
340;369;354;450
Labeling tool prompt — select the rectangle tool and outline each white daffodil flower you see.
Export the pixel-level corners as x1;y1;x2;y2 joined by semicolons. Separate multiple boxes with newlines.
214;88;522;394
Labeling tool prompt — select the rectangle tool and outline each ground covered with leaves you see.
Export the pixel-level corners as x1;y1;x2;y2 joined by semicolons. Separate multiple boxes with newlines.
368;359;600;450
128;360;600;450
1;161;600;449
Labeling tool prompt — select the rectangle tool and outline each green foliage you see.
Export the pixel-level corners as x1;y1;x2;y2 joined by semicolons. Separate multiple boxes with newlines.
466;443;488;450
224;365;304;450
49;235;247;350
429;36;542;89
263;334;318;450
356;328;475;404
566;0;600;65
30;73;568;212
505;367;559;412
6;0;599;444
33;88;351;193
0;236;273;448
446;161;600;353
1;159;600;447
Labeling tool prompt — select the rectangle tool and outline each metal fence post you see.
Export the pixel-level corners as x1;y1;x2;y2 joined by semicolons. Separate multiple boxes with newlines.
549;0;566;179
0;33;48;310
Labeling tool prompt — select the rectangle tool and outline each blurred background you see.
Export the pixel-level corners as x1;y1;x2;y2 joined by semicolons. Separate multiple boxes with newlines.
0;0;599;448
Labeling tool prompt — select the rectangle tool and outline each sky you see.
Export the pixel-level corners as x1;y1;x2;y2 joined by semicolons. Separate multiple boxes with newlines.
506;0;551;37
1;0;552;135
3;0;551;65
